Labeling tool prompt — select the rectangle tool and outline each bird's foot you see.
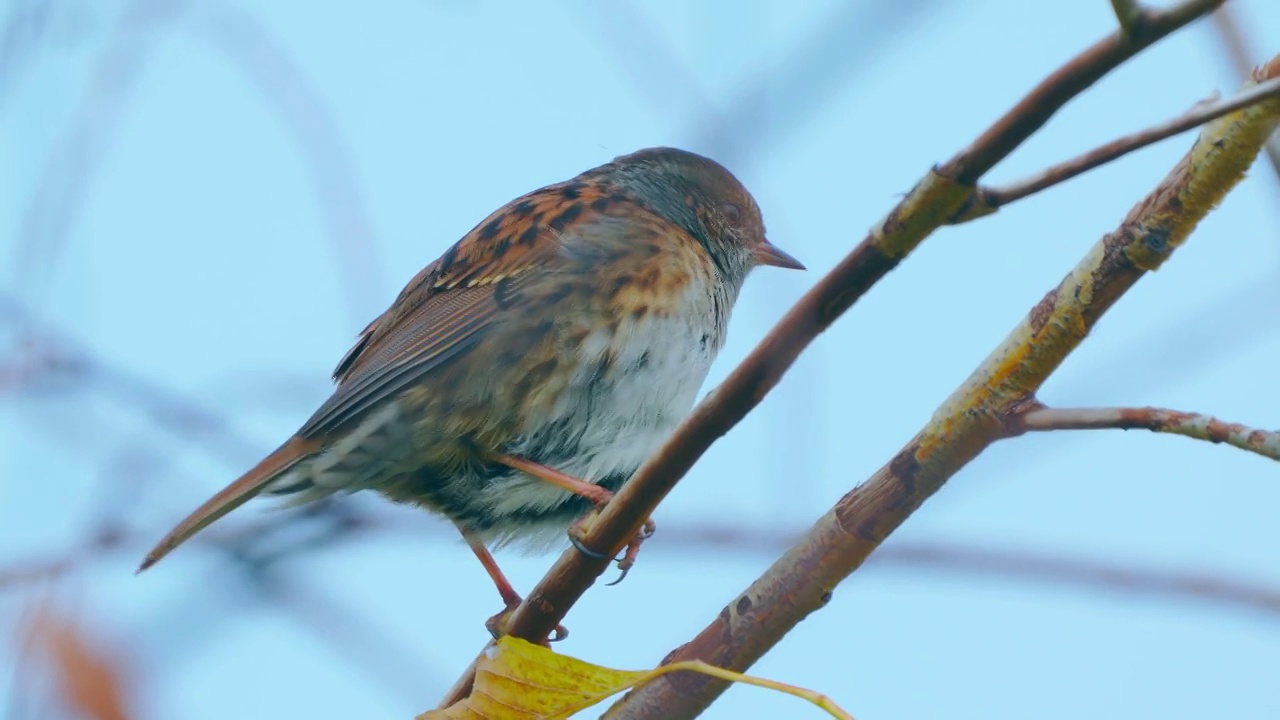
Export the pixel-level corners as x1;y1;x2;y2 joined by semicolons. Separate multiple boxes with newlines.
568;504;656;586
488;452;656;584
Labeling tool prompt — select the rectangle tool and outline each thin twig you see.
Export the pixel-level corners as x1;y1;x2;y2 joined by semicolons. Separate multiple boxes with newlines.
436;0;1229;710
945;0;1224;185
603;52;1280;720
1110;0;1147;37
965;74;1280;214
1012;406;1280;462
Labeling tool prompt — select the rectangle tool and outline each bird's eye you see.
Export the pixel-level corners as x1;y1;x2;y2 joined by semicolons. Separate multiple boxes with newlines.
719;202;742;225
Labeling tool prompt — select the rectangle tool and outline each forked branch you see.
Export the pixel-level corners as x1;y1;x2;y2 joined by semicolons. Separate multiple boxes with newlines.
953;74;1280;220
1111;0;1149;37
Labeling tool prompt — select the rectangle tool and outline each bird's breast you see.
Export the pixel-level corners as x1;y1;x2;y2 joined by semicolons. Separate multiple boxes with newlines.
478;278;729;532
567;307;721;469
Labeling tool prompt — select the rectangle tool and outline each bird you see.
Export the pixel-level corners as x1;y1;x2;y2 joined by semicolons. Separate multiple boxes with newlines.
138;147;803;633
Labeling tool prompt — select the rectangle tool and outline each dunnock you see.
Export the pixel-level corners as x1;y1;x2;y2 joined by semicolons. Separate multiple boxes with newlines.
139;147;802;627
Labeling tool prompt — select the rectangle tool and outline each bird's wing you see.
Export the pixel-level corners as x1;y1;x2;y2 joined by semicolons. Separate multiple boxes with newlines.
297;184;594;439
138;178;671;572
137;244;553;572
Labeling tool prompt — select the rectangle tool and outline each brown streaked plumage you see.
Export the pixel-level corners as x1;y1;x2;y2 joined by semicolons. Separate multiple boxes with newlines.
139;147;803;625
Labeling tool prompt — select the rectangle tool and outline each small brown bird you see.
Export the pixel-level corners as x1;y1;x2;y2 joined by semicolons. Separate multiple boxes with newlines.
139;147;802;624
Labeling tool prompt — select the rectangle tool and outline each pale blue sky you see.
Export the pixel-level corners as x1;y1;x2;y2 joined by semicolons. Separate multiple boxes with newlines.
3;1;1280;718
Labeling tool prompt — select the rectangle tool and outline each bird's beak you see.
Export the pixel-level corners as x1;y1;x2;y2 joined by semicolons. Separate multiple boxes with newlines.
754;240;805;270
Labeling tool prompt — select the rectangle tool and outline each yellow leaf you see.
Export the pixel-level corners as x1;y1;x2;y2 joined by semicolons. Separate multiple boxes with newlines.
422;636;853;720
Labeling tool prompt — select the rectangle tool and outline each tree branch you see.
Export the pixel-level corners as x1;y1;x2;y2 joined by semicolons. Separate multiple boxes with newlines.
1012;406;1280;462
957;74;1280;217
602;53;1280;720
943;0;1223;185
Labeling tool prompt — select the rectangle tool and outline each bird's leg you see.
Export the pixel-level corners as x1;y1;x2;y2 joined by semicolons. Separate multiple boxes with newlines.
459;526;567;644
462;529;523;608
489;452;612;503
489;452;656;585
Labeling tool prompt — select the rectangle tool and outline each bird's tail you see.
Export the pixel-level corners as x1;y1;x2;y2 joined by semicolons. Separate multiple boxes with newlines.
138;435;323;572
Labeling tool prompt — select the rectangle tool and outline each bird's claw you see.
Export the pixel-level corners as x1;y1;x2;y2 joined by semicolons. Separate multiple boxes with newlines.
605;518;656;585
567;512;657;586
568;530;608;559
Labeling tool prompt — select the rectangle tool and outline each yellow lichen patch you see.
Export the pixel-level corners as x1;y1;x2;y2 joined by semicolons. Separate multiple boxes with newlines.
872;169;974;259
422;636;854;720
1125;67;1280;272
